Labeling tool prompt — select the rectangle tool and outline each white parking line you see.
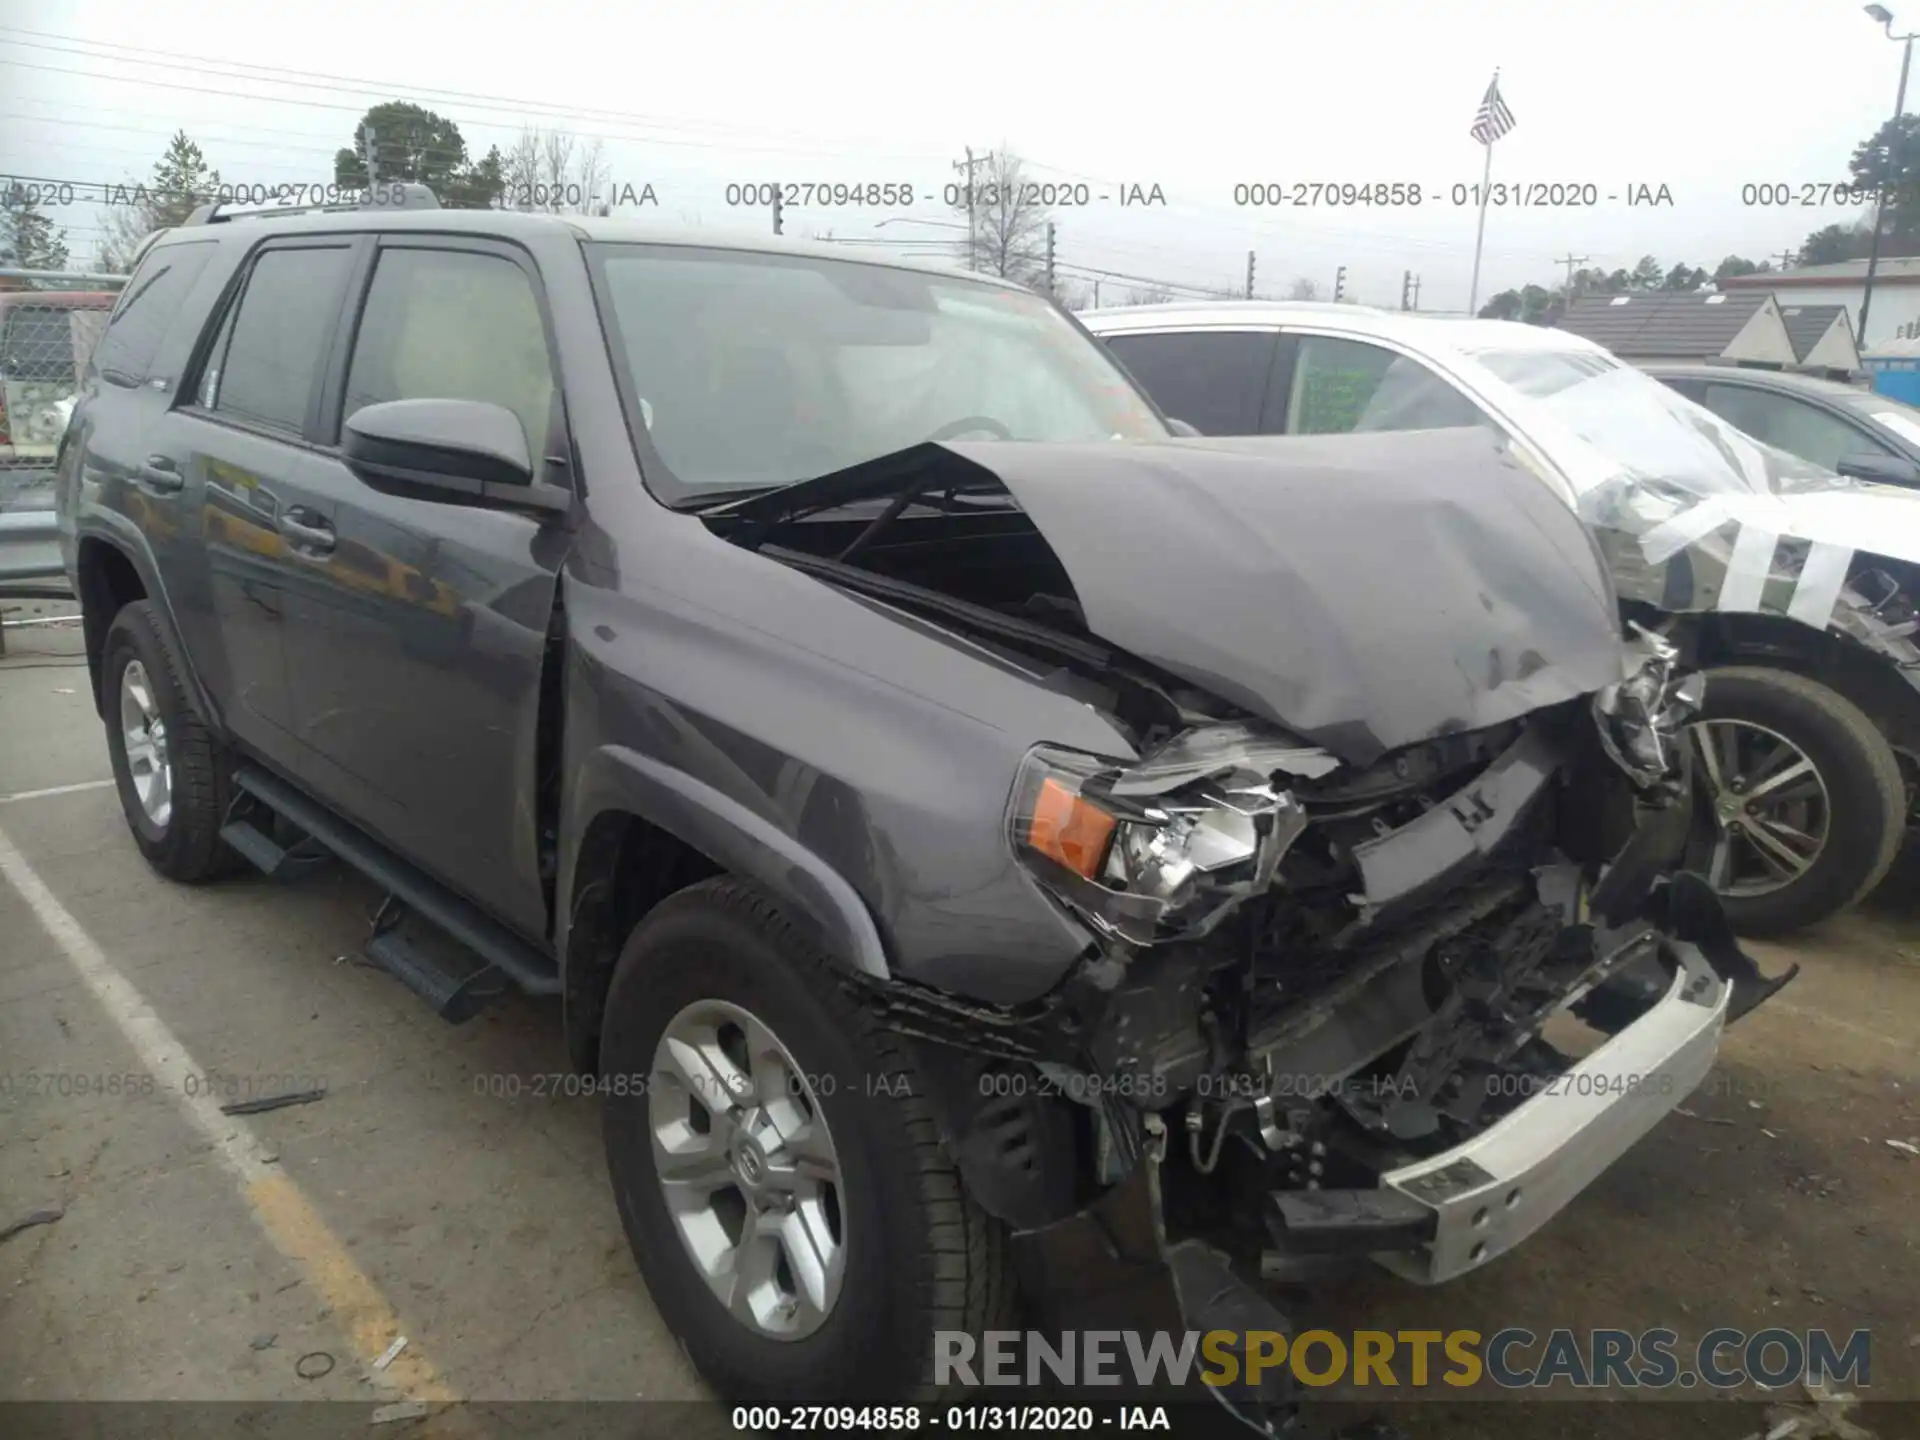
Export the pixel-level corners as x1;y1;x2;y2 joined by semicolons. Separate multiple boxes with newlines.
0;821;459;1406
0;778;115;805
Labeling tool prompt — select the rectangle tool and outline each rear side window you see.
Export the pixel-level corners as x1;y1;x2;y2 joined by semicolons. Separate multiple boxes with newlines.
205;246;354;434
1101;330;1275;435
340;247;556;456
90;241;216;383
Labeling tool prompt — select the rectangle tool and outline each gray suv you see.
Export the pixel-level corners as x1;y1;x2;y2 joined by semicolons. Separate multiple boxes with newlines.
55;192;1790;1419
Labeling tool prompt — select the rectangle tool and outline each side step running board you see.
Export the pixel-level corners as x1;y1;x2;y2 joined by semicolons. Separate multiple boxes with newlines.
218;818;333;881
366;920;506;1024
230;766;561;1003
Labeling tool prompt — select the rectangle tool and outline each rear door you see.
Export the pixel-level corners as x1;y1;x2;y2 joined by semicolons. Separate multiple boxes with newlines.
147;237;362;762
1098;329;1279;434
264;236;571;937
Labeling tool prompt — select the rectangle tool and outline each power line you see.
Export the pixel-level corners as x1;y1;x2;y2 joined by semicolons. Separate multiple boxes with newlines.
0;32;1574;265
0;33;950;162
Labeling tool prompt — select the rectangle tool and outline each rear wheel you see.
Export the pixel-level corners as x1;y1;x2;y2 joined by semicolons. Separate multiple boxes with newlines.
1688;666;1904;936
101;601;237;882
599;878;1015;1404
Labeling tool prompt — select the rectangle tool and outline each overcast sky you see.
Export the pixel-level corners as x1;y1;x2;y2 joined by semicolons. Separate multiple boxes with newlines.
0;0;1909;307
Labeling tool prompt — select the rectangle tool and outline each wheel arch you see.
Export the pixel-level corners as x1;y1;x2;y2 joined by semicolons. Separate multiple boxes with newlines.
1665;609;1920;757
73;529;215;729
557;745;892;1073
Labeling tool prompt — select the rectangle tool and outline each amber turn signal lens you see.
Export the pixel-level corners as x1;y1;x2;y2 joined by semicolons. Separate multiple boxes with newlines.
1027;777;1117;879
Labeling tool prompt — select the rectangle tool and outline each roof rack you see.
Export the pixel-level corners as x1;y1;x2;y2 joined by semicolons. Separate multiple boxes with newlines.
184;182;441;227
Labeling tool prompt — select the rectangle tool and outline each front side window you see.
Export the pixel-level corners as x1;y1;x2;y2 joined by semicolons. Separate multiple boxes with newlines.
341;248;556;457
1284;336;1488;435
589;244;1166;504
1100;330;1274;435
210;246;354;434
1700;385;1890;472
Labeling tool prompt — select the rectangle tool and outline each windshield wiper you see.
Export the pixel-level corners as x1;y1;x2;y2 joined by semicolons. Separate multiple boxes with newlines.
695;443;1011;550
672;485;783;514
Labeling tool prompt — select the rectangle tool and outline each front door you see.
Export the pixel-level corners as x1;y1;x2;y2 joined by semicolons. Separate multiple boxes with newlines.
268;237;571;938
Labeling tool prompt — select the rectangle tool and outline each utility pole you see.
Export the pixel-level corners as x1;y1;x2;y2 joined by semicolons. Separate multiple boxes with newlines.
954;147;979;270
360;123;380;187
1862;15;1917;347
1333;265;1347;303
1092;278;1101;308
1400;270;1413;311
1410;274;1422;310
1246;250;1256;299
1045;222;1056;293
1772;249;1798;270
771;184;783;235
1556;252;1588;305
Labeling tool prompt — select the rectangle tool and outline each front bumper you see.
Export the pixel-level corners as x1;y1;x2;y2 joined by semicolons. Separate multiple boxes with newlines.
1374;943;1729;1283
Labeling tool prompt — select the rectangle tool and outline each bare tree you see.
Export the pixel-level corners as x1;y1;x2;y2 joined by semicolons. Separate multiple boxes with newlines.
1120;285;1174;306
503;127;611;215
1051;276;1093;311
1286;276;1321;301
950;149;1049;285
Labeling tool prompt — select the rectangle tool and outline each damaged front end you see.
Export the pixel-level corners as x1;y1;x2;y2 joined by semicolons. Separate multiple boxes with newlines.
878;634;1793;1424
708;430;1796;1428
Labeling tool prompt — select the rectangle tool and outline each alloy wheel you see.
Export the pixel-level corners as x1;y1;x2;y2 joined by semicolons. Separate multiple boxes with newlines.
119;658;173;828
648;999;846;1341
1690;718;1830;897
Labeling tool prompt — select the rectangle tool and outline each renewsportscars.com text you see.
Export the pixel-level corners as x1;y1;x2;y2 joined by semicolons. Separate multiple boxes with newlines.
935;1327;1872;1390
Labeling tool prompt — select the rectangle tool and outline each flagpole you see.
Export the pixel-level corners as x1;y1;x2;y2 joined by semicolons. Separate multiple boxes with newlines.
1467;137;1493;316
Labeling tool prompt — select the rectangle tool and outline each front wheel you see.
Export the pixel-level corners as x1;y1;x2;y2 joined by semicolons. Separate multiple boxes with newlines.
599;878;1016;1404
1688;665;1904;936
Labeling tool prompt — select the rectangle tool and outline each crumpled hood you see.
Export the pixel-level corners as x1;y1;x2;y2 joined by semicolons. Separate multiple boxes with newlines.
940;429;1628;764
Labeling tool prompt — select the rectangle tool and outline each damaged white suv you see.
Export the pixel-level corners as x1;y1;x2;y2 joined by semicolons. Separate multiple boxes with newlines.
1088;303;1919;938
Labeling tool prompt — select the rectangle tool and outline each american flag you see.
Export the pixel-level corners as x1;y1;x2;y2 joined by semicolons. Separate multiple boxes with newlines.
1469;73;1516;145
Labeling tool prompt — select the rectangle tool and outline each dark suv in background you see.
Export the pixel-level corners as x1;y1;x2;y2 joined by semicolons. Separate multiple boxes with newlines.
55;191;1788;1422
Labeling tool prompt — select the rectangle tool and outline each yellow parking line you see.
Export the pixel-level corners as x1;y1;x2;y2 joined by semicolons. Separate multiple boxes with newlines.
0;821;460;1406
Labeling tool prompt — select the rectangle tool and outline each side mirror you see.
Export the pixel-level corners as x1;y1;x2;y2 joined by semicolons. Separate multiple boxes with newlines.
343;399;570;515
1165;417;1203;437
1836;450;1920;488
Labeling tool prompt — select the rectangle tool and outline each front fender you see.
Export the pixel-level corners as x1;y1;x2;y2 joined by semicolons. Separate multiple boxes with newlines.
562;742;891;981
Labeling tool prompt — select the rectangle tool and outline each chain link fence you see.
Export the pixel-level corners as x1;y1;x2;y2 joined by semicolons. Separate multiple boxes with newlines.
1;269;126;597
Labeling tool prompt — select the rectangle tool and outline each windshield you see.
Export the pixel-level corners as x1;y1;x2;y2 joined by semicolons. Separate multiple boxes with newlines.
1463;344;1836;498
589;243;1168;504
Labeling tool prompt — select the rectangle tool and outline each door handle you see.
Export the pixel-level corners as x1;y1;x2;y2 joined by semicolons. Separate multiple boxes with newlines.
278;511;335;556
135;455;184;494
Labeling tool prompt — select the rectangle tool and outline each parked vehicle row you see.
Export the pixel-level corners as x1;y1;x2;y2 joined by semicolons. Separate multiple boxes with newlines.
56;193;1790;1430
2;287;114;593
1643;362;1920;489
1085;302;1920;936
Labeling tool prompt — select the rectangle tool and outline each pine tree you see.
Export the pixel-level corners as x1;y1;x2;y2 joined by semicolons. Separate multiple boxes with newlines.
0;183;70;270
97;131;222;273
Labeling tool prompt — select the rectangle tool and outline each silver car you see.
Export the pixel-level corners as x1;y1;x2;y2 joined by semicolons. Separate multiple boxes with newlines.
1087;301;1920;936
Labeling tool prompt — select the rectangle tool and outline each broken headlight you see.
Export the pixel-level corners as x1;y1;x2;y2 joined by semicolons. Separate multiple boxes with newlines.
1006;725;1324;947
1592;626;1705;789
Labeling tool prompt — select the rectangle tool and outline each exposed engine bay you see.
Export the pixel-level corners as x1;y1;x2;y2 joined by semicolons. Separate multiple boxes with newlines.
701;433;1796;1381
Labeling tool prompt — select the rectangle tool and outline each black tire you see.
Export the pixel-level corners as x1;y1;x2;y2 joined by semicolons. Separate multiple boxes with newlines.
101;601;238;882
1692;665;1904;937
599;877;1016;1405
